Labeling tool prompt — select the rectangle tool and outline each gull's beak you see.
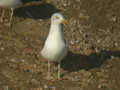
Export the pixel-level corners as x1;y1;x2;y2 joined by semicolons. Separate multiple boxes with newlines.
62;20;67;25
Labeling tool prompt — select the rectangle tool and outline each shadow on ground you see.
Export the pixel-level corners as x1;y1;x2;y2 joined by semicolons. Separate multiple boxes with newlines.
14;3;60;19
61;50;120;72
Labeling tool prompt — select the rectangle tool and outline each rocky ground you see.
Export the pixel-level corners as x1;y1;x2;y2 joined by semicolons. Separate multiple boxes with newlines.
0;0;120;90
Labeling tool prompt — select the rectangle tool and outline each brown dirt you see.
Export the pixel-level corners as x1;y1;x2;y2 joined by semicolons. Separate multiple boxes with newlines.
0;0;120;90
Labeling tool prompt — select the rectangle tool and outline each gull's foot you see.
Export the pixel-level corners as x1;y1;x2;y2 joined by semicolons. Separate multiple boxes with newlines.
57;77;61;80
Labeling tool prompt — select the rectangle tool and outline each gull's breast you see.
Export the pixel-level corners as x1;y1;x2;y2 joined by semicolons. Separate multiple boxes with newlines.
41;40;67;62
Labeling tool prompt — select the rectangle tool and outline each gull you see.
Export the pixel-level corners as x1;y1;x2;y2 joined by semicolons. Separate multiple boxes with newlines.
0;0;23;26
41;13;67;80
0;0;42;26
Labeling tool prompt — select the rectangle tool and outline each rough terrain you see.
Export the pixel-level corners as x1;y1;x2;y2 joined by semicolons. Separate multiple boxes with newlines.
0;0;120;90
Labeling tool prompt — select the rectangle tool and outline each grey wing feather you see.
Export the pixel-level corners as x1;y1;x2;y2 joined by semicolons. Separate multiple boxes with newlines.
42;37;47;48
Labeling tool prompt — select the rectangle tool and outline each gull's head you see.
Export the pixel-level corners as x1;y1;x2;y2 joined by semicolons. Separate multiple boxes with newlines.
51;13;65;25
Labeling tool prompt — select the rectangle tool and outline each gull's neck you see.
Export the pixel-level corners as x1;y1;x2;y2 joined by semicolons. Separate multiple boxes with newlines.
47;23;64;41
50;23;61;32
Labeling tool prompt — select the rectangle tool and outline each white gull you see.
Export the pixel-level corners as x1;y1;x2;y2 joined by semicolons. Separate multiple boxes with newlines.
41;12;67;80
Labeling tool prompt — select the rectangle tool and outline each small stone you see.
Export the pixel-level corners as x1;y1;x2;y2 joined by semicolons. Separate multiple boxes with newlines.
70;40;75;45
0;47;5;51
31;79;40;85
44;84;48;89
111;16;117;22
111;56;115;59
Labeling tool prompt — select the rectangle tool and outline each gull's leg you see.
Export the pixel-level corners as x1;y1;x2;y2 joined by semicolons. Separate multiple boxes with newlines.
47;60;50;79
0;9;5;22
58;62;61;80
8;8;14;26
5;8;14;27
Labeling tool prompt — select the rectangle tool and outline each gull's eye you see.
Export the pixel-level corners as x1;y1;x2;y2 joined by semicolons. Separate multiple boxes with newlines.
55;16;60;19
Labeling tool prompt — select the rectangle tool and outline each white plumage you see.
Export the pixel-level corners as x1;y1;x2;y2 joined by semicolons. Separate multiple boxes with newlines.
41;13;67;80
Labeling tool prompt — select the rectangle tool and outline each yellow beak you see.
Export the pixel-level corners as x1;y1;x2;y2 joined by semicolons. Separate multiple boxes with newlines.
62;20;67;25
